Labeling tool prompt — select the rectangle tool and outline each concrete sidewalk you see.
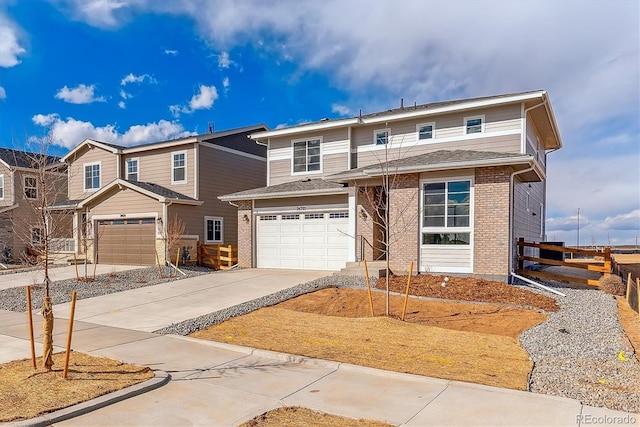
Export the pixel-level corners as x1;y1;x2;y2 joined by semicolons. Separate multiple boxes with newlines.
0;264;145;290
1;268;637;426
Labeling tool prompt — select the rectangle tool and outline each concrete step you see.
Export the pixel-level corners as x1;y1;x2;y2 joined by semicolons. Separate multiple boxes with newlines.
67;256;92;265
336;260;389;278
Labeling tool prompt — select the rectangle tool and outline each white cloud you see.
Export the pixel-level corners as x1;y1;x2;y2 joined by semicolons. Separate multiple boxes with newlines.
0;14;26;67
120;73;156;86
222;77;230;90
61;0;129;28
218;52;231;68
119;89;131;99
55;84;105;104
331;104;352;116
118;100;126;109
0;86;5;99
170;84;218;117
164;49;178;56
32;113;194;148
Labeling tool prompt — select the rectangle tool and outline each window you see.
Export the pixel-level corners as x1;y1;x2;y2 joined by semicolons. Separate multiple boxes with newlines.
281;214;300;220
422;180;471;245
329;212;349;219
204;216;223;243
259;215;277;221
31;227;44;245
417;123;435;140
0;174;4;200
84;162;101;190
305;213;324;220
293;139;321;173
24;176;37;199
172;151;187;184
126;158;139;181
374;128;390;145
464;115;484;134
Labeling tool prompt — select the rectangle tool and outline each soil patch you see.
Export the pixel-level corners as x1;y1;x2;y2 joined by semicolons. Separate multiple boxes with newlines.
376;274;559;312
191;288;547;390
240;407;393;427
617;295;640;358
0;351;153;422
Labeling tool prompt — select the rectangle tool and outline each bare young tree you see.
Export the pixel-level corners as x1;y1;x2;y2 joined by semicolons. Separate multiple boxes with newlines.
164;214;186;277
11;136;70;370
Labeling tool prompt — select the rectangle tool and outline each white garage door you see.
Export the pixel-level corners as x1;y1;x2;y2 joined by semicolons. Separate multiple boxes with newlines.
256;211;350;270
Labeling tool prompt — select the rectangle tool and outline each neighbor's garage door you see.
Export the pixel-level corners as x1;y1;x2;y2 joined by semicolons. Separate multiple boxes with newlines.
97;218;156;265
256;211;350;270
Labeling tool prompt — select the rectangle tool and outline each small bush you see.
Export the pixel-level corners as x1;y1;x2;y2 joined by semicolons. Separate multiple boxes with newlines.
599;274;625;296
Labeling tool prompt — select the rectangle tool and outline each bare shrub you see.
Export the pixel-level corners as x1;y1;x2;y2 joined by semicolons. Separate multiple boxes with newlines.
599;274;625;296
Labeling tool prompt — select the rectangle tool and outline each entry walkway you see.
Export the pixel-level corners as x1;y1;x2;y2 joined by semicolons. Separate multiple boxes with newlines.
1;269;637;426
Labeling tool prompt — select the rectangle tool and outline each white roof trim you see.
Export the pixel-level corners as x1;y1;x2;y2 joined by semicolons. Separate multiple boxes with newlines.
61;139;120;162
77;179;202;208
250;118;359;140
0;204;18;214
219;186;349;201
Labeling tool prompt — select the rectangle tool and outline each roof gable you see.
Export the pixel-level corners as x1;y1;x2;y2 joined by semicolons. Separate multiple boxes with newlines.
0;147;61;169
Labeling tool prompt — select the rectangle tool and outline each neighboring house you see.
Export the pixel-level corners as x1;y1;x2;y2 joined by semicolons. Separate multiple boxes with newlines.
220;90;562;281
53;125;267;266
0;148;66;262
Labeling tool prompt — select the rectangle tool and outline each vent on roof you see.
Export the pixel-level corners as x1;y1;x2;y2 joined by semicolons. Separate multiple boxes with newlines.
301;178;312;182
208;121;215;133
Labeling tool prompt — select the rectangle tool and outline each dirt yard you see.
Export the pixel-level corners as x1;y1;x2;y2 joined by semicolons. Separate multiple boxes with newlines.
0;351;153;422
191;286;550;390
240;406;394;427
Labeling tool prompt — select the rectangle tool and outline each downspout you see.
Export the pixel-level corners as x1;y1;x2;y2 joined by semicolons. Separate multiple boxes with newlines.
163;201;172;265
509;164;535;282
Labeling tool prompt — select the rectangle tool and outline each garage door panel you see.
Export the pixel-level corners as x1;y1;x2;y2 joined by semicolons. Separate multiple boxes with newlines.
98;219;156;265
280;236;301;244
302;223;326;233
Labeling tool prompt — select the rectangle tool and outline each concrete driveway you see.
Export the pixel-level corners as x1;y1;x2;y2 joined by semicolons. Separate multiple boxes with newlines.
0;264;145;291
52;269;329;332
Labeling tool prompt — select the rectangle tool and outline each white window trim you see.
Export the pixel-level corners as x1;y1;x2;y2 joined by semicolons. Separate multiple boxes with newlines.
419;177;474;244
171;150;187;185
31;226;44;245
23;175;38;200
291;137;323;175
83;161;102;192
373;128;390;145
0;174;4;200
526;190;530;212
464;114;485;135
416;122;436;142
204;216;223;244
126;157;139;181
539;203;544;238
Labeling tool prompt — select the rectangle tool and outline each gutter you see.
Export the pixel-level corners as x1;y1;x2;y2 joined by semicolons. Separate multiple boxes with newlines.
219;186;350;202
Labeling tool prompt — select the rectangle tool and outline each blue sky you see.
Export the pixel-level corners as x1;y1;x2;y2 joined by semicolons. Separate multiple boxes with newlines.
0;0;638;246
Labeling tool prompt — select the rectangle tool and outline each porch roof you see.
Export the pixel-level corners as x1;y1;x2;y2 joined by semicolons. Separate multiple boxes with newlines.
219;178;349;201
326;150;543;182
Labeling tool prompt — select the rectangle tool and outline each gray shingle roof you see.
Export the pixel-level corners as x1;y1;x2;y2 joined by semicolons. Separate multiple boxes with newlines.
220;178;348;200
0;147;61;169
327;150;532;180
125;180;197;201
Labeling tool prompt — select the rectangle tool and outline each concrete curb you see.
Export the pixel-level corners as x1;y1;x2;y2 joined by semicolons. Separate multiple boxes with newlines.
8;370;170;427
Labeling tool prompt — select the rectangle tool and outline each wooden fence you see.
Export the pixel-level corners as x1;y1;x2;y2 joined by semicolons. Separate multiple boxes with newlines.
198;243;237;270
516;238;611;286
613;260;640;316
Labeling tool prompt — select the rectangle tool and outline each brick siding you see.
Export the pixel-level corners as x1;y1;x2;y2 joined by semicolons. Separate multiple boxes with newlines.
388;173;420;273
236;200;253;268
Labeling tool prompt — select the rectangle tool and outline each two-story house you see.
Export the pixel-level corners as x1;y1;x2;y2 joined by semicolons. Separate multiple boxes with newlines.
220;91;562;281
54;125;267;266
0;148;67;262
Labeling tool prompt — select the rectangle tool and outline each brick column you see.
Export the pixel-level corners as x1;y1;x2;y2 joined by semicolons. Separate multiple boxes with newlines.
236;200;253;268
474;167;511;278
388;173;420;274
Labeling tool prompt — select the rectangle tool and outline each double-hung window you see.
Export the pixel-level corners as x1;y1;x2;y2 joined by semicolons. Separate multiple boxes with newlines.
24;176;37;199
292;138;321;173
0;174;4;200
422;180;471;245
204;216;223;243
126;158;139;181
417;123;435;141
172;151;187;184
374;129;390;145
84;162;101;191
31;227;44;245
464;115;484;134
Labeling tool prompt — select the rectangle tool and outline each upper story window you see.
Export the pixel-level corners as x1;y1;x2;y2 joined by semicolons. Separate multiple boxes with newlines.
292;138;321;173
464;115;485;134
84;162;101;191
126;158;139;181
374;128;390;145
172;151;187;184
0;174;4;200
204;216;223;243
24;176;38;199
417;123;435;140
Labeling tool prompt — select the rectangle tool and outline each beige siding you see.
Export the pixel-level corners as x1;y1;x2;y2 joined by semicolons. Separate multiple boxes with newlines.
268;128;349;186
124;143;196;198
87;188;161;217
526;118;546;169
0;163;13;207
67;145;118;200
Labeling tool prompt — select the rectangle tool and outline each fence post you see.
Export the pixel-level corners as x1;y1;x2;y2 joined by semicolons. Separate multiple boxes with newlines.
197;241;202;267
517;238;524;271
603;247;612;275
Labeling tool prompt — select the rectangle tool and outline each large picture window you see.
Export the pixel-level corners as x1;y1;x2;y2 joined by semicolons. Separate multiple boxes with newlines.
84;163;101;190
422;180;471;245
293;138;321;173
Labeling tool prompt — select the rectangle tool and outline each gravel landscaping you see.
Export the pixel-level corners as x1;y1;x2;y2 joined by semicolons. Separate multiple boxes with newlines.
1;267;638;412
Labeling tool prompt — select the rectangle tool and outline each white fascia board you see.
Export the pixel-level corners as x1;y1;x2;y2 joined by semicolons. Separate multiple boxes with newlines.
219;187;349;202
249;118;360;140
542;92;563;149
0;204;18;214
166;198;203;206
78;178;163;208
361;92;545;125
122;137;198;154
61;139;120;163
